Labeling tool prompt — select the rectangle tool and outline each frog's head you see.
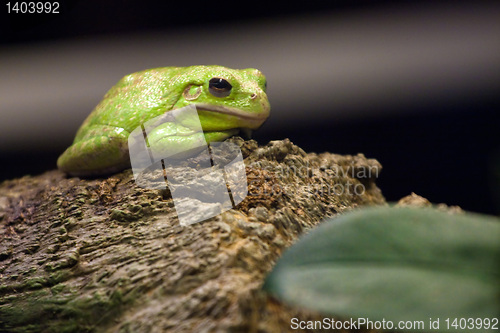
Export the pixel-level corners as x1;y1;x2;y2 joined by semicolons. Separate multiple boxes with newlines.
171;65;270;133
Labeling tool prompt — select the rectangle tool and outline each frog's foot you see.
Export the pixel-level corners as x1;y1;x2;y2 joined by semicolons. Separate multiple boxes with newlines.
146;127;239;160
204;129;240;143
57;125;130;177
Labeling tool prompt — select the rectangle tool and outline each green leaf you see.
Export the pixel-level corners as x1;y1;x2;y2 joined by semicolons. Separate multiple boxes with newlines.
263;207;500;332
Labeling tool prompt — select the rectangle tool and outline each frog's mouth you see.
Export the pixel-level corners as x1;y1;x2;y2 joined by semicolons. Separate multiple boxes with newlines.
194;103;269;131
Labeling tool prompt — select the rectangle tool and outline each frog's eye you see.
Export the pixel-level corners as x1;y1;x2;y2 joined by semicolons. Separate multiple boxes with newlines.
209;78;232;98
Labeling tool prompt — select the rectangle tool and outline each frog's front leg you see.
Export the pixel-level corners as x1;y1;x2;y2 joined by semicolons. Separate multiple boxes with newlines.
57;125;131;176
146;122;239;160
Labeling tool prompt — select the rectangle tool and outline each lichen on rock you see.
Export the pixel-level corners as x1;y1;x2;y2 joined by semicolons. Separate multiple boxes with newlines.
0;138;385;332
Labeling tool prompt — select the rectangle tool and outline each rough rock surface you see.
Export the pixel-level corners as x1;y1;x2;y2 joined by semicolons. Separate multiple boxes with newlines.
0;138;385;332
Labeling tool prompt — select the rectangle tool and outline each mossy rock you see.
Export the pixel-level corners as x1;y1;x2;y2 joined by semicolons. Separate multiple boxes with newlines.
0;138;385;333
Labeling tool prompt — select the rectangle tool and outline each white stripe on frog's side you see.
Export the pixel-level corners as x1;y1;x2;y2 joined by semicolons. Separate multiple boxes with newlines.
193;103;270;121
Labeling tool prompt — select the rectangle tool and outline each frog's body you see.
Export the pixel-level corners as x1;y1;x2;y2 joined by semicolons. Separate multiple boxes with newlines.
57;65;270;176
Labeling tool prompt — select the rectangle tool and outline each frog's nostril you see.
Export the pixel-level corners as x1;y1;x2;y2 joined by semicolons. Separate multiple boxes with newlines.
250;93;257;99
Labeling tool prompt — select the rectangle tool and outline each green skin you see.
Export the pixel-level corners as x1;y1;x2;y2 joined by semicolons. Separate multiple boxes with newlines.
57;65;270;176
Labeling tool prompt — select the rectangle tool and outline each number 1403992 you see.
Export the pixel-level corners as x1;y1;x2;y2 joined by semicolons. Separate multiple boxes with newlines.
6;2;59;14
445;318;498;330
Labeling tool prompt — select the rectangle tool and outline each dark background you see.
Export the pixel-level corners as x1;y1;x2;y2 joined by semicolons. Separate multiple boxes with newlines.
1;0;499;214
2;0;445;44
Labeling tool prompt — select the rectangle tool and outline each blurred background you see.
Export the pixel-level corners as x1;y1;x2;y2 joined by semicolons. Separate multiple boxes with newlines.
1;0;499;214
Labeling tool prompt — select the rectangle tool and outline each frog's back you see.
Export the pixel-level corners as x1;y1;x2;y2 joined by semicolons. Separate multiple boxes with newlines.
74;67;184;142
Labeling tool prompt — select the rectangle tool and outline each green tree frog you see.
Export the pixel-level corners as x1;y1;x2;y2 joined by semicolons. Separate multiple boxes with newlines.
57;65;270;176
